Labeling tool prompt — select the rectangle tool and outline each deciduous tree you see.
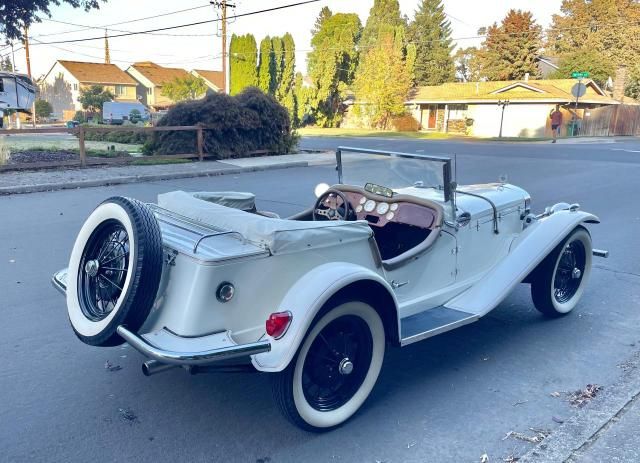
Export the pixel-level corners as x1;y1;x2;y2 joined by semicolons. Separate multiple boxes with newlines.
478;9;541;81
546;0;640;67
78;85;113;115
407;0;455;85
34;99;52;120
354;26;413;129
548;49;613;88
453;46;481;82
1;0;103;40
360;0;405;49
229;33;258;95
161;75;207;102
1;56;13;71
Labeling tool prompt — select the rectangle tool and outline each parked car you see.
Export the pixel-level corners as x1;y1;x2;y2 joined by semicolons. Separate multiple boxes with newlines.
52;147;607;431
103;101;149;125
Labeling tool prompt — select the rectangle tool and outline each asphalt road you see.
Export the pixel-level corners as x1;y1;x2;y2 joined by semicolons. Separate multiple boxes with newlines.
2;137;640;462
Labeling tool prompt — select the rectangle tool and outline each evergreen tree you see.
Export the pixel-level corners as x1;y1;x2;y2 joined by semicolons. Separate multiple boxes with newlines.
229;34;258;95
354;26;413;129
478;9;542;81
271;36;284;94
1;56;13;71
360;0;405;49
407;0;455;85
547;0;640;67
311;6;332;35
307;10;362;126
277;33;297;125
258;36;275;94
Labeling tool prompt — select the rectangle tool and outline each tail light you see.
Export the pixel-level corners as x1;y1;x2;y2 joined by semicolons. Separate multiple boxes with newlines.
266;311;292;339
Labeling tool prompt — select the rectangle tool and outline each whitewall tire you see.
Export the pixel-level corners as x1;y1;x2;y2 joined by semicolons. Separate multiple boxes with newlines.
531;227;592;317
271;301;385;431
66;197;163;346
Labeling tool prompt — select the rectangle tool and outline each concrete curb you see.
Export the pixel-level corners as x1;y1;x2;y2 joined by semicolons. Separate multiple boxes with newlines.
0;160;308;195
519;352;640;462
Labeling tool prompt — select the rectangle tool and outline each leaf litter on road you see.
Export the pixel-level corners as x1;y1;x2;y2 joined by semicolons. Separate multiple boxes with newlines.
568;384;602;407
503;428;550;444
118;407;138;424
104;360;122;372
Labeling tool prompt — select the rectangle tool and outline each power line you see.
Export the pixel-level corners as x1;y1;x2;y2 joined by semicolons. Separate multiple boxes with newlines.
29;0;321;46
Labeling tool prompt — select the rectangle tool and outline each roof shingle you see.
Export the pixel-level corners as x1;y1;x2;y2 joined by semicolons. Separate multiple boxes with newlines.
57;60;137;85
129;62;190;86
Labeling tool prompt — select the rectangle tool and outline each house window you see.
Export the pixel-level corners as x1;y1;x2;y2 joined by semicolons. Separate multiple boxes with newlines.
73;83;78;91
449;104;468;119
0;79;4;92
147;87;152;95
115;85;125;96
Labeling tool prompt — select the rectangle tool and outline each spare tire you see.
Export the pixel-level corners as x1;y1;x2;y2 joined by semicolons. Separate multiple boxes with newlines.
66;196;163;347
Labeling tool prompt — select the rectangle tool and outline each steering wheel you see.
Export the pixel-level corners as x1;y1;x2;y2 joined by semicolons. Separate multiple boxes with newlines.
313;189;353;221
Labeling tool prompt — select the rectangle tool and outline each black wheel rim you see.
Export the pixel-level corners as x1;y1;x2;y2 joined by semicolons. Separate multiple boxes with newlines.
302;315;373;412
78;219;130;321
554;239;586;304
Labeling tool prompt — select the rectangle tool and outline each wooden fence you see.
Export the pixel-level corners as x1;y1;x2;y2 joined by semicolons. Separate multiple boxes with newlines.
580;104;640;137
0;124;206;169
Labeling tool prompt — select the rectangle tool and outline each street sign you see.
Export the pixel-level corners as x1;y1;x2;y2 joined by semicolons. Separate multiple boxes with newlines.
571;83;587;98
571;71;590;78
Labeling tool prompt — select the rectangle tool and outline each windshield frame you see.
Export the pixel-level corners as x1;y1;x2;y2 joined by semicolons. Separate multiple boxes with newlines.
335;146;454;202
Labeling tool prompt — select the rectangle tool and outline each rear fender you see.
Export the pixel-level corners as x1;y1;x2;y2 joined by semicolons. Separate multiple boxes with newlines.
445;210;599;316
251;262;397;372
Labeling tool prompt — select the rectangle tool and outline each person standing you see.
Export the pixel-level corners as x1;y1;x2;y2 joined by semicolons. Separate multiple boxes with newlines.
550;105;563;143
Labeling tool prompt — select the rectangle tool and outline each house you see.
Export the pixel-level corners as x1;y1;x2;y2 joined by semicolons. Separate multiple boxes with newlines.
191;69;224;93
536;55;561;79
126;62;191;110
40;60;138;120
406;78;620;137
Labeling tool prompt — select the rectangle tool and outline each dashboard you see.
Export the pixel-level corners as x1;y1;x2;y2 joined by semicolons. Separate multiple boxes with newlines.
342;190;438;229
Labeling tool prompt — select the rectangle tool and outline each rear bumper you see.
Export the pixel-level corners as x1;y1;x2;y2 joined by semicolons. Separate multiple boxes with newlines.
52;267;271;367
116;326;271;366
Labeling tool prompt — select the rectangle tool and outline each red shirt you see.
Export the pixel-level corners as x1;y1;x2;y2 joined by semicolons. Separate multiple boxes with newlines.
551;110;563;125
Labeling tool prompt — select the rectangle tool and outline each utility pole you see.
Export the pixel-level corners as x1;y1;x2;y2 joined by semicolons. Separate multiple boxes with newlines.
23;26;36;128
211;1;235;94
10;42;17;72
104;29;111;64
497;99;509;138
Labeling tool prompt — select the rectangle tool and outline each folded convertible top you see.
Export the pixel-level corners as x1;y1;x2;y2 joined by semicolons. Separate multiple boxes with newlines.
157;191;372;255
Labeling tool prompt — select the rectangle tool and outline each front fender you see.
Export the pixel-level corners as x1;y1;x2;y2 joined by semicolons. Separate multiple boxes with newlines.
251;262;396;372
445;209;599;316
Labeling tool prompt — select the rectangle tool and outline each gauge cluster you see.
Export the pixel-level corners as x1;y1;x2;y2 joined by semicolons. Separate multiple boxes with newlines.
354;196;399;222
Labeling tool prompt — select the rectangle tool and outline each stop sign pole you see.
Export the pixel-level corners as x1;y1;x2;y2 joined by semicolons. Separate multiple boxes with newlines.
571;71;589;135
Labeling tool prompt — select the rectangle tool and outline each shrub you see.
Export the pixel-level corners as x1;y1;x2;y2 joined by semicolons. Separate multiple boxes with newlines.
148;87;297;158
82;130;150;145
73;111;87;123
391;114;420;132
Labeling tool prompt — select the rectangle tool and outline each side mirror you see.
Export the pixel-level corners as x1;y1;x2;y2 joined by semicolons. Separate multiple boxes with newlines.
314;183;330;198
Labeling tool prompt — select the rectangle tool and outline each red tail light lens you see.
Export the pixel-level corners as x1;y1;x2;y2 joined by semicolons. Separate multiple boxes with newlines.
266;311;292;339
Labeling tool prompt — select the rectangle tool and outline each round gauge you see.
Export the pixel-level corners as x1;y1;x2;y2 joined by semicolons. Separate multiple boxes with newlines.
363;200;376;212
356;205;363;213
386;212;395;221
390;203;398;211
359;196;366;205
376;202;389;214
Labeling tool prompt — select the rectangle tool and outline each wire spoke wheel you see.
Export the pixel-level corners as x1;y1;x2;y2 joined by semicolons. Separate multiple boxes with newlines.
301;315;373;412
78;220;130;322
553;240;586;304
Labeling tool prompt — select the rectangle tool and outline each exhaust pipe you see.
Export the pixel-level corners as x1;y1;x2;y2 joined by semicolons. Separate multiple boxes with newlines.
592;249;609;258
142;360;179;376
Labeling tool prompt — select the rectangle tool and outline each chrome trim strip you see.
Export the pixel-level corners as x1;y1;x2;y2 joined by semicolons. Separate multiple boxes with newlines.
400;314;478;346
116;326;271;366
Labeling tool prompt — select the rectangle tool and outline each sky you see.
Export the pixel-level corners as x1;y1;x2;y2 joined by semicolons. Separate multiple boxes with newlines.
4;0;562;80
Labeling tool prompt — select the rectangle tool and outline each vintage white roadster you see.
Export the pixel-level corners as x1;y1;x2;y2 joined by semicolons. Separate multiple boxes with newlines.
53;147;608;431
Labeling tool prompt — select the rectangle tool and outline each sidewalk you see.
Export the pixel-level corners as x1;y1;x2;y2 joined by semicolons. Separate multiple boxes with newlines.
0;151;334;195
520;351;640;462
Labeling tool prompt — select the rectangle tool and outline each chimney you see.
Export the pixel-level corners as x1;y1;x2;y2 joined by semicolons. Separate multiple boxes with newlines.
524;72;529;82
613;65;627;101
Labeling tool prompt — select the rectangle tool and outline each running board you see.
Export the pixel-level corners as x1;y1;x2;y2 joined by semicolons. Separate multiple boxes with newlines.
400;306;479;346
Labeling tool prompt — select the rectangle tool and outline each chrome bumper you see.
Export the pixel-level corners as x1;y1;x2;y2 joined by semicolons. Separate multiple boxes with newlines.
116;326;271;366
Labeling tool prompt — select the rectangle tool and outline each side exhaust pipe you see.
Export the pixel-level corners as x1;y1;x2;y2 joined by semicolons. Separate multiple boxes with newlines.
142;360;179;376
592;249;609;258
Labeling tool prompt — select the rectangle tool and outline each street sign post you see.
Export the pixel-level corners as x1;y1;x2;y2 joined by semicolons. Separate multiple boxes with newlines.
569;71;590;136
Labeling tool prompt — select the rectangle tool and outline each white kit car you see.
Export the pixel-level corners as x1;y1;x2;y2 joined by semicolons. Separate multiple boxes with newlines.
53;147;608;431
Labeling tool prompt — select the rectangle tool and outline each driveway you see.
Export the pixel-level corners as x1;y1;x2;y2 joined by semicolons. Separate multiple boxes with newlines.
1;137;639;462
